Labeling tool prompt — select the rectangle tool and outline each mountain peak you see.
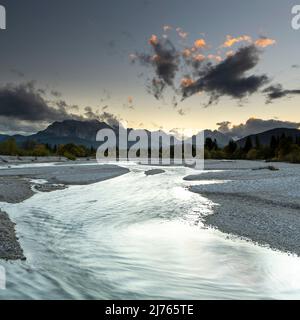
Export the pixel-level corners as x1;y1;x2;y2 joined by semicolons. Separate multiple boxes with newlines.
39;119;113;141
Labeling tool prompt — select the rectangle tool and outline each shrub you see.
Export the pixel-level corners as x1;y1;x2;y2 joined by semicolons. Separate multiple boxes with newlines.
32;144;50;157
204;149;211;159
246;149;258;160
63;151;76;161
0;138;18;155
284;145;300;163
57;143;88;158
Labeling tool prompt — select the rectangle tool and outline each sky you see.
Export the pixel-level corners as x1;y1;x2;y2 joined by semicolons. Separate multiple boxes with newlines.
0;0;300;135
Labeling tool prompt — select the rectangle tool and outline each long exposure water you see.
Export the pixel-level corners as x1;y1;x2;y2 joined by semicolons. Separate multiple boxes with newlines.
1;163;300;299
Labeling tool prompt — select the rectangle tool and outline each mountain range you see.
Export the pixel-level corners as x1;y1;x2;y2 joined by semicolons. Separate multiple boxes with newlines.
237;128;300;148
0;120;231;148
0;120;299;149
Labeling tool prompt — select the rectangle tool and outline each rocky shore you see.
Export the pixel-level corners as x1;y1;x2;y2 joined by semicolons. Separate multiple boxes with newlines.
187;160;300;256
0;210;25;260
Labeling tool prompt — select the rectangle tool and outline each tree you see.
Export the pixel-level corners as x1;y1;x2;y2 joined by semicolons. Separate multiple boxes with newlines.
224;140;237;157
205;138;214;151
22;139;37;151
0;138;18;155
270;135;278;157
213;139;219;150
90;145;96;155
32;144;50;157
255;136;261;149
205;138;218;151
285;145;300;163
247;149;258;160
57;143;91;159
243;137;253;153
277;135;293;160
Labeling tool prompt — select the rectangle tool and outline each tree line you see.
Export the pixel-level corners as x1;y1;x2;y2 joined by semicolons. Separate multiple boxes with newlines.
1;133;300;163
0;138;96;160
204;133;300;163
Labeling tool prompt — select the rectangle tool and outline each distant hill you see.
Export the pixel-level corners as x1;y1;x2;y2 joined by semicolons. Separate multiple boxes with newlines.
204;130;231;147
184;130;231;148
237;128;300;148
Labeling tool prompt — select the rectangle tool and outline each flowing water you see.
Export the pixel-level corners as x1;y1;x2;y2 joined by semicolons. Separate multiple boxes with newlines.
1;163;300;299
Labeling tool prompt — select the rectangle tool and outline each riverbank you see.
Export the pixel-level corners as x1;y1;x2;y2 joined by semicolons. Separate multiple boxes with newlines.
0;162;129;260
187;160;300;256
0;155;93;165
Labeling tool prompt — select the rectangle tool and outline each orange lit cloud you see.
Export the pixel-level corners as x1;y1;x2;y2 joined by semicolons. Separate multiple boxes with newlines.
128;96;133;104
149;34;159;46
255;37;276;48
194;39;206;48
182;48;192;57
181;77;195;87
135;30;277;104
194;54;206;61
222;35;252;48
208;54;223;62
226;50;235;57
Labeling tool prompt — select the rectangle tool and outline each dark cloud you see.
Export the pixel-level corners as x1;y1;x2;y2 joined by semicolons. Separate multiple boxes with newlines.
54;99;79;112
217;118;300;139
134;37;274;105
134;36;179;99
177;108;186;116
150;38;179;86
0;82;80;122
292;64;300;69
84;106;98;119
182;45;269;105
0;82;123;134
51;90;62;98
216;121;232;133
263;84;300;103
99;112;121;127
0;117;48;135
84;106;121;127
146;78;166;100
181;50;206;77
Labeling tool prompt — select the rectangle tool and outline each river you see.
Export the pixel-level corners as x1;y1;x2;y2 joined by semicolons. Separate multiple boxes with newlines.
1;163;300;299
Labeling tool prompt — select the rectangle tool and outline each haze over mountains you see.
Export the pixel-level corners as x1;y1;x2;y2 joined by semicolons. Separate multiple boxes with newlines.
0;119;299;149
